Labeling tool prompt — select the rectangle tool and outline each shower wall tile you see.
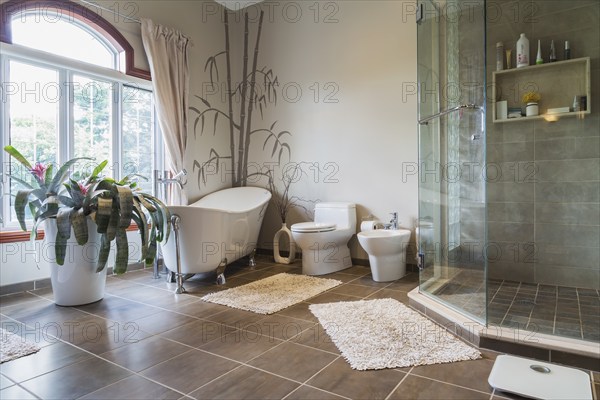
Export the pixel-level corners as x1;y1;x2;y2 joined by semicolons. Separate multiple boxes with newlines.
532;4;600;34
535;264;600;290
486;161;538;183
536;203;600;225
488;222;534;243
535;182;600;203
487;181;534;202
487;0;599;288
488;261;535;283
460;200;486;222
534;137;600;160
487;122;534;143
487;141;534;163
533;116;600;140
488;202;534;223
535;159;600;182
487;241;537;264
536;244;600;269
535;223;600;248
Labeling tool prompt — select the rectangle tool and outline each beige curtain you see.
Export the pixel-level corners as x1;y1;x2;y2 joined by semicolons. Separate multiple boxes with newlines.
141;18;191;204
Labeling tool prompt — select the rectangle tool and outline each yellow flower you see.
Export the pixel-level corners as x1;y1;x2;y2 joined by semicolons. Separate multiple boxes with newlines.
522;92;541;104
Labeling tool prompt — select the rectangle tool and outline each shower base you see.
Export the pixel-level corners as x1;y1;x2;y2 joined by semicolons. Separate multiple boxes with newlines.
408;283;600;372
429;270;599;342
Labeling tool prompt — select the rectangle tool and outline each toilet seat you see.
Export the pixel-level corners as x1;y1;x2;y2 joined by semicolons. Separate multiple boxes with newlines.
291;222;336;233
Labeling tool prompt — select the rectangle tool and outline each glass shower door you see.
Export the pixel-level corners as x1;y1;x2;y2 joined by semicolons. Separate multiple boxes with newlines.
416;0;487;323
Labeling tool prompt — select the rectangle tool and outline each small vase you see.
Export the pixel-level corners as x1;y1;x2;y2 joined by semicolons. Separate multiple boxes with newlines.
273;223;296;264
526;102;539;116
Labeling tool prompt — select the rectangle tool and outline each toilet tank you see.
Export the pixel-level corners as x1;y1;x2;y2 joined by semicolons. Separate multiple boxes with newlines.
314;202;357;231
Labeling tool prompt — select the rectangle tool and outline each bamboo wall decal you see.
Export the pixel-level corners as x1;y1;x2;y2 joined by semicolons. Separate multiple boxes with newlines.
242;10;265;186
224;9;235;182
192;7;291;189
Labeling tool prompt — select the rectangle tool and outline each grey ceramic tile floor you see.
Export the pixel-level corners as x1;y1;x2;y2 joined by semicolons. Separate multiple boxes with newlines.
1;256;597;399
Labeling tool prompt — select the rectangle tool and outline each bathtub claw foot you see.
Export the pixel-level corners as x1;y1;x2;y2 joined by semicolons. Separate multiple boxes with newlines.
215;258;228;285
248;249;257;268
166;270;176;283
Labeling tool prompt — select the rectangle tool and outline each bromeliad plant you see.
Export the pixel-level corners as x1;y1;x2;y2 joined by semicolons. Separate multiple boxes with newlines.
4;145;171;274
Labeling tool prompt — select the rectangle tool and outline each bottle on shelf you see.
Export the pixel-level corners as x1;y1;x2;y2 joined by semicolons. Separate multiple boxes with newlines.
496;42;504;71
564;41;571;60
549;40;557;62
536;40;543;64
517;33;530;68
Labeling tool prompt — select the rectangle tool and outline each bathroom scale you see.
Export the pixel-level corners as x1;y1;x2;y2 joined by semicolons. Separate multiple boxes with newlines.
488;354;593;399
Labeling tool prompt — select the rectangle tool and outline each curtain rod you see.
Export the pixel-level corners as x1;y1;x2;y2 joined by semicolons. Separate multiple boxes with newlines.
78;0;141;24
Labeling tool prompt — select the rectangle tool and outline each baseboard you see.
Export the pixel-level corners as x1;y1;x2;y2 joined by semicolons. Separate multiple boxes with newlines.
0;262;147;297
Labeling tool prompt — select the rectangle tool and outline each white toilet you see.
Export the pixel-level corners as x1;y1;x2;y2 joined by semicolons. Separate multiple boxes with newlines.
357;228;411;282
291;202;356;275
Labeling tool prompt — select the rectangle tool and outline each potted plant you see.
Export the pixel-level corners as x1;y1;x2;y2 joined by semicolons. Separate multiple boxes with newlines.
4;146;171;306
522;91;541;116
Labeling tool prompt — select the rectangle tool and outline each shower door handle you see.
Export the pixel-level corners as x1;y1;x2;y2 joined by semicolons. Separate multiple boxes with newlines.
418;104;482;125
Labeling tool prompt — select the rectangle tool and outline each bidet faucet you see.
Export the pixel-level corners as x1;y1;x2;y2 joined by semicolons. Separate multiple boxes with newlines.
384;212;399;230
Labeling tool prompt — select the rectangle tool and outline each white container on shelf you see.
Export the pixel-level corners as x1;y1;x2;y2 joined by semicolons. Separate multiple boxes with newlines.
517;33;530;68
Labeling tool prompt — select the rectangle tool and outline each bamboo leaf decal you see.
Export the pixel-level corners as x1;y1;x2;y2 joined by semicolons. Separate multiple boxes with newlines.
213;112;219;136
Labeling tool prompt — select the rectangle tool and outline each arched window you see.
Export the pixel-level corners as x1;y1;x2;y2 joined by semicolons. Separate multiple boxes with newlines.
0;0;161;237
11;12;118;69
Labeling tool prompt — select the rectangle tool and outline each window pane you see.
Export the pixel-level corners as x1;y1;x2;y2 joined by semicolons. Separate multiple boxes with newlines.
11;13;116;69
122;86;154;193
7;61;59;222
72;75;113;172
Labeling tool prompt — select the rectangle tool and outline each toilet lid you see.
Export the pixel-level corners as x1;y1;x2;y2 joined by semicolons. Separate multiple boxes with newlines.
291;222;336;233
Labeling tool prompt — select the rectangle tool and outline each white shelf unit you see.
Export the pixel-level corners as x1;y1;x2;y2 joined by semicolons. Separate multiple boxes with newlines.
492;57;591;123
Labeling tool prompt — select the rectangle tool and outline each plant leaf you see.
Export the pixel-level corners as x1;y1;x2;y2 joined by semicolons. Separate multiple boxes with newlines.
48;157;92;194
56;207;73;240
14;190;33;231
116;185;133;229
71;208;88;245
3;145;32;169
96;234;111;272
114;230;129;274
54;231;68;266
95;197;113;233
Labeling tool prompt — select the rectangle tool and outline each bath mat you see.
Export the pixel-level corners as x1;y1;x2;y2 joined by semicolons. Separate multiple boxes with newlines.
201;273;342;315
309;298;481;370
1;328;40;363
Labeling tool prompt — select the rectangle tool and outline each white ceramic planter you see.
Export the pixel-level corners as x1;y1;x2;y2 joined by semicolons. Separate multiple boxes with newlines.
273;223;296;264
44;218;107;306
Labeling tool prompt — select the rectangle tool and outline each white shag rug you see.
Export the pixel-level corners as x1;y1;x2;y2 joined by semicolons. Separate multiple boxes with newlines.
1;328;40;363
309;298;481;370
202;273;342;315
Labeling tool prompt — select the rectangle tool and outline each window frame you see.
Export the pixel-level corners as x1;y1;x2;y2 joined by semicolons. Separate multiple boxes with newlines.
0;25;162;239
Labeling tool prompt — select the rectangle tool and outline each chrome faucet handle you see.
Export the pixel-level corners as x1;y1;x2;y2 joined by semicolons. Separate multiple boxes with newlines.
389;212;399;229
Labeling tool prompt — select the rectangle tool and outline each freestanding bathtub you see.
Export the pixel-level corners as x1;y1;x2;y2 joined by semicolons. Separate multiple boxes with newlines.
161;186;271;287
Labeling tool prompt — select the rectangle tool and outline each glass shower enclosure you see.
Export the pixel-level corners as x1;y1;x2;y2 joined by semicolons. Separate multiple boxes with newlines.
417;0;600;345
417;0;488;324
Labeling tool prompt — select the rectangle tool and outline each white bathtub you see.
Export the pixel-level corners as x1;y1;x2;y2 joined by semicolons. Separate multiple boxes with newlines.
162;186;271;277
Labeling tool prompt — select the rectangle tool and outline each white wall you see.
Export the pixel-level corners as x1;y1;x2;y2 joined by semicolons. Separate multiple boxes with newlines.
127;1;421;261
239;1;419;259
1;0;420;286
